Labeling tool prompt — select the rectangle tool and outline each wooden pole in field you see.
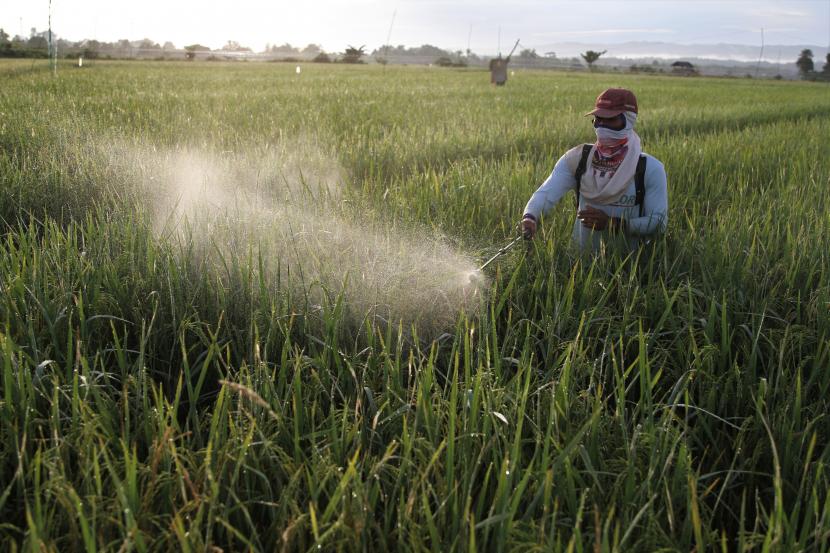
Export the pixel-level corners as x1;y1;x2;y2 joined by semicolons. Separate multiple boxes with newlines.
48;0;56;75
755;28;764;78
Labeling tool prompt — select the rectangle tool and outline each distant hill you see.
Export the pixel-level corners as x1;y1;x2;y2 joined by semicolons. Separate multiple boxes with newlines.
532;40;828;63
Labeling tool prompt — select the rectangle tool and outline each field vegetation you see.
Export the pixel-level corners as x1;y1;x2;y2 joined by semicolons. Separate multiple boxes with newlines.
1;59;830;551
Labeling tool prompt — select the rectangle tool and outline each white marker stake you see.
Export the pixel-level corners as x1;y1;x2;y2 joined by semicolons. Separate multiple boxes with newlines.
296;65;301;75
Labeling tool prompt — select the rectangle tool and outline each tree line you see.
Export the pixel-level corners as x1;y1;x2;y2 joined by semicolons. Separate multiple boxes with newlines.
3;27;825;79
0;28;342;61
795;49;830;81
0;27;588;67
0;27;180;59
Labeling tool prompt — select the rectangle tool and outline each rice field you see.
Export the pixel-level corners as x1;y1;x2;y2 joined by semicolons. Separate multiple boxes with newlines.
1;58;830;552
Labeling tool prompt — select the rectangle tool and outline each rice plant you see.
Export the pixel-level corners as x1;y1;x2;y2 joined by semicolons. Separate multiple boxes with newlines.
1;58;829;551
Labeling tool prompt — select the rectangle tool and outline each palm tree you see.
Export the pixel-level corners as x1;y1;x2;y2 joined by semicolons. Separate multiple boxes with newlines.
581;49;607;71
342;45;366;64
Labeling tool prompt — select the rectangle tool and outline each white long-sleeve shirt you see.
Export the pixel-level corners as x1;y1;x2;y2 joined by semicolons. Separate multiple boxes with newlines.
524;145;668;252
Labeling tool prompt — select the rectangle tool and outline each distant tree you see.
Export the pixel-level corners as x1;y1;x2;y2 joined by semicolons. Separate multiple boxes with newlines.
301;44;322;57
27;34;48;51
629;63;658;74
312;52;331;63
795;48;814;77
137;38;160;51
116;39;132;56
53;37;68;51
823;53;830;75
341;44;365;64
410;44;447;57
270;43;298;55
371;44;390;57
519;48;538;59
581;49;606;70
162;41;176;51
28;37;48;50
435;56;467;68
0;28;11;56
373;44;392;64
671;60;697;76
84;39;101;50
223;40;251;52
544;51;557;58
184;43;210;60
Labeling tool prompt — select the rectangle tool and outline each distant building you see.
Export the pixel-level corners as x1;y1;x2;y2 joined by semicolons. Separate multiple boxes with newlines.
671;61;697;76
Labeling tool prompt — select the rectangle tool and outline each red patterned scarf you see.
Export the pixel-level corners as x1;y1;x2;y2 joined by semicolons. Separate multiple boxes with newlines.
592;137;629;179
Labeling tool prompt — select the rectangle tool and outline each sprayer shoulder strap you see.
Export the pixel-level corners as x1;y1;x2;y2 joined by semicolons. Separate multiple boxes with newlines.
635;155;647;217
574;147;648;217
573;144;593;210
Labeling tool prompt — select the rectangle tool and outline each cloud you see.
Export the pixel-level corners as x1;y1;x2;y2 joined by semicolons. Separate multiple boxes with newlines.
532;28;676;38
752;7;810;18
720;25;801;34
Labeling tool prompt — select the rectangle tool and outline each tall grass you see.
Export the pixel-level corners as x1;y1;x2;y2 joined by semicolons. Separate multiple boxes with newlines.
1;59;829;551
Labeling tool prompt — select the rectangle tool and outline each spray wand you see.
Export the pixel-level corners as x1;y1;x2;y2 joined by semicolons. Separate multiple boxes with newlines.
469;231;528;283
478;234;525;271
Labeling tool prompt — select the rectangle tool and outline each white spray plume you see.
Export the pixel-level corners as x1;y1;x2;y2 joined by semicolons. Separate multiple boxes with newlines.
102;139;487;335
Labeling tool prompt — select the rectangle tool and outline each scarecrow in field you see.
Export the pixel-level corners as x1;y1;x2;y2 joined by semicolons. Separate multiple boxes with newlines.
489;54;509;86
520;88;668;253
490;40;520;86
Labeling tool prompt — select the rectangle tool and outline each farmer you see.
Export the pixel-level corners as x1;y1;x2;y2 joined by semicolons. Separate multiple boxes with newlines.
520;88;668;253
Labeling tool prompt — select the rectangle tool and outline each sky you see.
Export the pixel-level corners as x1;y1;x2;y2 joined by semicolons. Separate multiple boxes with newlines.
2;0;829;54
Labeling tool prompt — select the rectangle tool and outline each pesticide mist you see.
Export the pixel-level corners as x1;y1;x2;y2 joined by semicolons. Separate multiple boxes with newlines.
104;139;487;335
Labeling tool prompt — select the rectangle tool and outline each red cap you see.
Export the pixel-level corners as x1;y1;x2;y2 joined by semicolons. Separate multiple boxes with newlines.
585;88;638;117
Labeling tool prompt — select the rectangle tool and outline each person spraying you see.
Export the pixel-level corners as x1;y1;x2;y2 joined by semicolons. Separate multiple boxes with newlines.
520;88;668;253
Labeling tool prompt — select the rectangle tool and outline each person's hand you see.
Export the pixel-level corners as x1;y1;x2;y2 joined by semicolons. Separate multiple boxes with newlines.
577;206;610;230
520;215;537;239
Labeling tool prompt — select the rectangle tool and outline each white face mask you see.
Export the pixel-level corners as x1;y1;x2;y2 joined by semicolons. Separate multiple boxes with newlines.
595;127;628;142
594;111;637;143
